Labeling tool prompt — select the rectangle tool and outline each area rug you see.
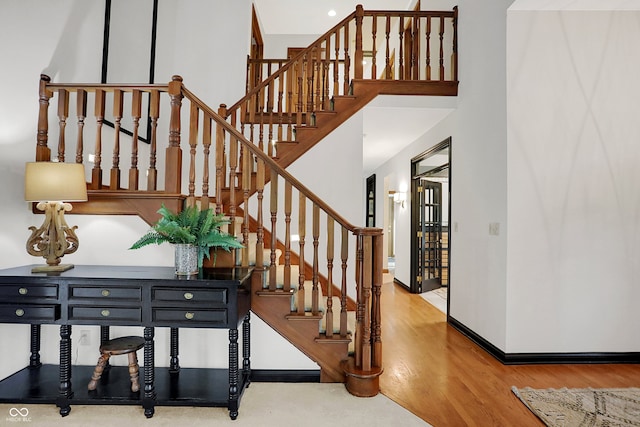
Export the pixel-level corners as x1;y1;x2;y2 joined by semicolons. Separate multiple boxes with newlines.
512;386;640;426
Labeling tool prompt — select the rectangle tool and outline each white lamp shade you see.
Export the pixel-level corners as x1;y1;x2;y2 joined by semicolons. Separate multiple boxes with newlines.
25;162;88;202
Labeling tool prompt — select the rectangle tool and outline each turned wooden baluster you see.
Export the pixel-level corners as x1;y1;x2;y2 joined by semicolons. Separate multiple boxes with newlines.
371;16;378;79
216;105;227;214
354;5;363;80
36;74;52;161
283;181;292;292
326;217;335;337
439;16;445;81
91;89;105;190
311;204;319;315
333;31;341;97
75;89;87;164
340;226;349;337
56;89;68;162
354;232;363;365
276;73;284;144
296;58;304;127
385;17;391;79
241;145;251;267
256;157;265;269
426;17;432;80
323;37;331;108
398;16;405;81
186;102;199;206
165;76;183;194
343;23;350;94
201;115;212;209
228;126;239;233
297;194;306;314
412;16;420;80
129;89;141;190
452;6;459;82
110;89;123;190
269;169;278;290
147;90;159;191
286;64;294;141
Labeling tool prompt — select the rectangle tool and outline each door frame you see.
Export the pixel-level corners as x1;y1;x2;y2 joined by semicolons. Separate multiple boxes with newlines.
410;137;451;294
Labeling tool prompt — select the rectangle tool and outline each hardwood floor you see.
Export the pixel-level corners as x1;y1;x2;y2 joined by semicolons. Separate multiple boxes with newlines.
379;275;640;426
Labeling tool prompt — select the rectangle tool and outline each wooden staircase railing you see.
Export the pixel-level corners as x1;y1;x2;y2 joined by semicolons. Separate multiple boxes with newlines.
31;4;460;396
34;74;384;394
229;5;458;168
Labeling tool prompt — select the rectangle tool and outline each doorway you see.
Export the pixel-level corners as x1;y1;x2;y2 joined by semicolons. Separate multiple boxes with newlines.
410;138;450;294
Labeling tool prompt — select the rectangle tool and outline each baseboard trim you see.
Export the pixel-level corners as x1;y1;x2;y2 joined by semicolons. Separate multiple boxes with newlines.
250;369;321;382
448;316;640;365
393;277;409;291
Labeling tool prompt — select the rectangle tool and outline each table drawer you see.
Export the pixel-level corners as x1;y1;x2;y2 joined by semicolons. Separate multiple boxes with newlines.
69;306;142;322
152;308;227;325
0;304;60;322
70;286;141;301
0;285;58;299
152;288;227;304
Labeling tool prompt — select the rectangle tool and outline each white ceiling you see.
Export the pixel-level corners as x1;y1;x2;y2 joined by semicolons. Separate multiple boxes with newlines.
253;0;456;175
253;1;416;35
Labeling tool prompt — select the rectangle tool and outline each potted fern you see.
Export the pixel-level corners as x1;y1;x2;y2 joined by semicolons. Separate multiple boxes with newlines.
129;204;243;275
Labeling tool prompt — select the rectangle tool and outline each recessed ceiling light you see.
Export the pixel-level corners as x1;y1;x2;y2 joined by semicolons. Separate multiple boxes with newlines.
328;9;336;17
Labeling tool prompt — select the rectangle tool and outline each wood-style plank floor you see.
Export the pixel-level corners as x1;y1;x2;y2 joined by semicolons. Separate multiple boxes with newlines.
379;275;640;426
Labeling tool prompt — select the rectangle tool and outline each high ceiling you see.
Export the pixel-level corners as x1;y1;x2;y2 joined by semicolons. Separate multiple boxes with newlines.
253;1;416;35
252;0;455;175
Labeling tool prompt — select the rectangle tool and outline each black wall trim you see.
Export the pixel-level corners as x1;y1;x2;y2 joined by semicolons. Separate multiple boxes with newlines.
100;0;157;143
448;316;640;365
250;369;321;383
393;277;409;291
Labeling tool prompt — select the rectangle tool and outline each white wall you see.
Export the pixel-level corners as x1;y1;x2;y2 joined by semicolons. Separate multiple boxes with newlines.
371;0;511;349
0;0;317;382
505;2;640;352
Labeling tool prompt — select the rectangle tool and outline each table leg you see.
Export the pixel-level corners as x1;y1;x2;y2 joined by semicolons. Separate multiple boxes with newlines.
228;328;239;420
242;313;251;385
169;327;180;373
100;326;110;370
143;327;156;418
29;324;42;368
57;324;73;417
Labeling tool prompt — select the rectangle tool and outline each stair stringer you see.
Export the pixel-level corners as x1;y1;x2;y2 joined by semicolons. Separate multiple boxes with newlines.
250;270;349;383
273;79;458;170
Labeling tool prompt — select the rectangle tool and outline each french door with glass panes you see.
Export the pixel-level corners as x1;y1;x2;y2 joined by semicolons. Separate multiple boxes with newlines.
415;179;442;293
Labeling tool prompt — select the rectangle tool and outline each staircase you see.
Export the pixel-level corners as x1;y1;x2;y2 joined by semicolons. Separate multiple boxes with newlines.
30;5;459;397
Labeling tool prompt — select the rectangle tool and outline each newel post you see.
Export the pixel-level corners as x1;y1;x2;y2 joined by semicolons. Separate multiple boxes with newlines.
342;227;384;397
354;5;364;80
36;74;53;161
165;75;184;194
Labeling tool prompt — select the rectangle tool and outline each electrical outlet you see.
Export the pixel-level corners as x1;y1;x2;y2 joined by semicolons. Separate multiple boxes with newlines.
79;330;91;346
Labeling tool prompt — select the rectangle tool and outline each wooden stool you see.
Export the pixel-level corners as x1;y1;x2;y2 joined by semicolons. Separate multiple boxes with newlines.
88;336;145;392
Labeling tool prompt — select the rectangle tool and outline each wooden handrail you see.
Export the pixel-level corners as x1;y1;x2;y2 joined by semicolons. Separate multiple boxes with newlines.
28;4;461;391
181;86;360;233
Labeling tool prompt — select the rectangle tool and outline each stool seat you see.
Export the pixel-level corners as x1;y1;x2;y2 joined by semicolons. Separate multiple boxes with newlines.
88;335;145;392
100;336;145;355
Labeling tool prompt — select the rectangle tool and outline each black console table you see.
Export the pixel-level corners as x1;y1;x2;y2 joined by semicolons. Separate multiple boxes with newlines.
0;265;252;419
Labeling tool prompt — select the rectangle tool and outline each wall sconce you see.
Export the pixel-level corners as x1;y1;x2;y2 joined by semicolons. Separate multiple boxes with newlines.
393;191;406;208
24;162;88;273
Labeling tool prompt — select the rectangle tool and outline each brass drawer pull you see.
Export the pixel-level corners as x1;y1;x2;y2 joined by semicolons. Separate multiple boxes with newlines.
18;288;28;295
101;309;111;317
184;292;194;300
101;289;111;297
185;312;195;320
15;309;25;317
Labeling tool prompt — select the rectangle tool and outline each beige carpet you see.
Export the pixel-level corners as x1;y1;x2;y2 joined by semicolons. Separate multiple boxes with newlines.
512;386;640;427
0;382;431;427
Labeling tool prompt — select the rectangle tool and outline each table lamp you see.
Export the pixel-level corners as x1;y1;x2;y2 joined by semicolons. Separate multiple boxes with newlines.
24;162;88;273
